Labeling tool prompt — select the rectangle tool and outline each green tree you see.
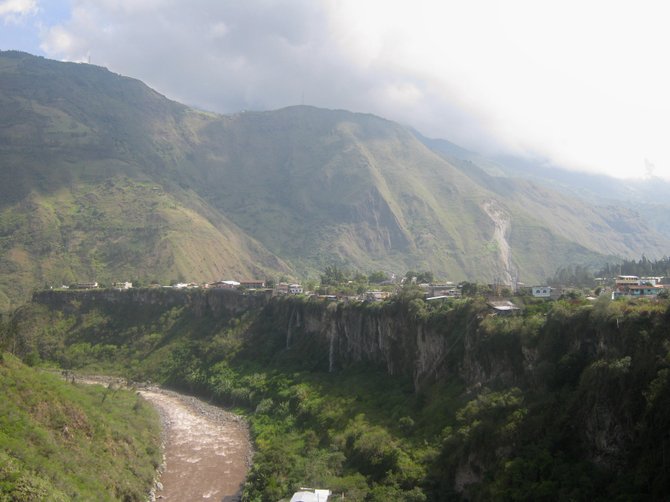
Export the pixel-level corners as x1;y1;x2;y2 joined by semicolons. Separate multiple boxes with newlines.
368;270;389;284
321;265;348;286
405;271;433;284
460;281;488;297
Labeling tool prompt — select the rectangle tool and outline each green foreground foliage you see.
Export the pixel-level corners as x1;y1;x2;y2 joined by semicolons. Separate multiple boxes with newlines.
4;291;670;500
0;353;161;501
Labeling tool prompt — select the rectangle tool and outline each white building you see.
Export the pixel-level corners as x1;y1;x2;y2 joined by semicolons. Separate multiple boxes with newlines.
288;283;303;294
210;280;240;289
290;489;331;502
531;286;551;298
615;275;640;287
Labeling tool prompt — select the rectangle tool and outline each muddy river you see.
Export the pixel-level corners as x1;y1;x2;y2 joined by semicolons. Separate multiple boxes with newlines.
75;376;251;502
139;388;251;501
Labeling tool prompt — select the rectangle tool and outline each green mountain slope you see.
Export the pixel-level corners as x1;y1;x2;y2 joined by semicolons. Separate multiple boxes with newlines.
1;50;669;309
191;106;664;284
0;353;160;500
192;106;503;277
420;133;670;250
0;51;291;310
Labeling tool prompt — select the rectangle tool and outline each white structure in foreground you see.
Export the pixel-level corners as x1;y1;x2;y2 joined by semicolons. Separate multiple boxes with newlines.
290;488;331;502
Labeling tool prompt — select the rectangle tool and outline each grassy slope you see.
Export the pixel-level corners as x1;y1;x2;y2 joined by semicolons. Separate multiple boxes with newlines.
0;353;161;501
0;176;292;311
444;156;670;260
193;106;619;283
195;107;489;277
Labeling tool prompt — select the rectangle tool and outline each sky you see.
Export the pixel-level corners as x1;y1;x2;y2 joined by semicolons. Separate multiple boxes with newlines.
1;0;669;180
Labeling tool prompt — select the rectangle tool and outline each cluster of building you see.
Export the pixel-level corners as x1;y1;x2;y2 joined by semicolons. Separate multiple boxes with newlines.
64;279;309;295
206;280;304;294
61;272;669;307
422;283;462;301
610;275;667;299
528;275;668;301
65;277;409;304
61;281;132;290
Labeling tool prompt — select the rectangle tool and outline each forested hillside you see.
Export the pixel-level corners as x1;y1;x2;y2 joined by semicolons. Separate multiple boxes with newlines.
4;289;670;500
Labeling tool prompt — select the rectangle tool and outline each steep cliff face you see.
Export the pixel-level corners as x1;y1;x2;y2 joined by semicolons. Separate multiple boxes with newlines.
256;297;529;392
27;290;531;392
255;296;670;489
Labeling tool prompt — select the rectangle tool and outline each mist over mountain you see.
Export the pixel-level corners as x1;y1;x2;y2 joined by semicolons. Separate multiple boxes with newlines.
1;50;668;309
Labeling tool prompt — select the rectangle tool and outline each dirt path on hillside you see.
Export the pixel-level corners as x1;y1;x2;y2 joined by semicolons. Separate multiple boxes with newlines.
74;376;251;501
140;388;251;501
482;200;513;284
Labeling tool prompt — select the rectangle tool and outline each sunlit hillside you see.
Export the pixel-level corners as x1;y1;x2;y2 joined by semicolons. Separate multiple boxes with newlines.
1;50;669;309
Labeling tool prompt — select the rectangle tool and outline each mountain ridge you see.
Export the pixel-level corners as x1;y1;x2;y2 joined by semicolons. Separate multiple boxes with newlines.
1;50;669;309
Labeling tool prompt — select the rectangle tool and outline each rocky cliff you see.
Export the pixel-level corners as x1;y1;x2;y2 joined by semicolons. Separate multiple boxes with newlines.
257;297;492;392
26;289;524;392
250;294;554;399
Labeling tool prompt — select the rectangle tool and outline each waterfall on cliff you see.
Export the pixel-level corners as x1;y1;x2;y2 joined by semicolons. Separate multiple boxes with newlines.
286;310;293;349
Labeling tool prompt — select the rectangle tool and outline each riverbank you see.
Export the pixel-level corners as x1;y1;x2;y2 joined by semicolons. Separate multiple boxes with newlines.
73;375;252;501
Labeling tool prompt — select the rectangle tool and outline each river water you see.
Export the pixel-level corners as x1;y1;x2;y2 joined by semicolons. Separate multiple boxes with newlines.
75;375;251;501
139;389;251;501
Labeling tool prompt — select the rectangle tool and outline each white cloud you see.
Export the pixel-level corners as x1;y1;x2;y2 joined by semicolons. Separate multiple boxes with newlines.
35;0;670;179
0;0;37;22
209;22;228;39
40;24;82;56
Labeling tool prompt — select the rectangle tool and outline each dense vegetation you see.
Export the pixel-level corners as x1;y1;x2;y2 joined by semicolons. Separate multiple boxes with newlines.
0;353;161;501
4;289;670;500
